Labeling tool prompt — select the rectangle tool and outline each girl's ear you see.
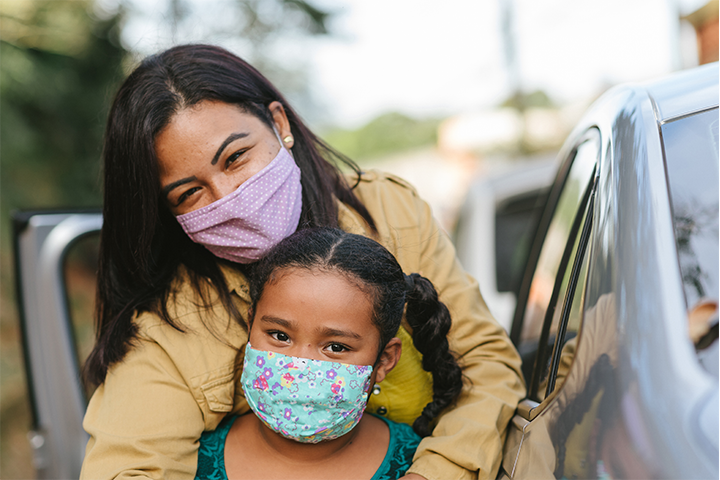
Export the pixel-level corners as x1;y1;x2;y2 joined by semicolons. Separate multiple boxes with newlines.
373;337;402;384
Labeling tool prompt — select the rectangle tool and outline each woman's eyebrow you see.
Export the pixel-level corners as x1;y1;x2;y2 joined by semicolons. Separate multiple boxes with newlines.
162;132;251;197
211;132;249;165
162;176;197;197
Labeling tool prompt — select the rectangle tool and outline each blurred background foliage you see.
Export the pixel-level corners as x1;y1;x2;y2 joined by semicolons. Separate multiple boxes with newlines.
1;1;126;214
1;2;126;477
322;112;441;163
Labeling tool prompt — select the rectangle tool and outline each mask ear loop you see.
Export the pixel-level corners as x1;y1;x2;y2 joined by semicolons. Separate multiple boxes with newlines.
272;125;294;157
373;346;386;369
272;125;284;147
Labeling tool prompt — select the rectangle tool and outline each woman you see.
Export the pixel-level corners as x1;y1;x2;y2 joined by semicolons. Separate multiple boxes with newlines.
80;44;525;480
196;227;463;479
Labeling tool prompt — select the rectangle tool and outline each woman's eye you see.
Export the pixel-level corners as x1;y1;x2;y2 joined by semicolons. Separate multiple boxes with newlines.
176;187;200;206
225;149;246;168
270;331;290;342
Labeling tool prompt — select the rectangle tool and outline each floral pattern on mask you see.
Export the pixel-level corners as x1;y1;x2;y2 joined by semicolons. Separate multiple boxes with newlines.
241;343;373;443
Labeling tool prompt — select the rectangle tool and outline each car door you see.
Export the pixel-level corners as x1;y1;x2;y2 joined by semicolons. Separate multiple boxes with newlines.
500;130;600;479
13;210;102;479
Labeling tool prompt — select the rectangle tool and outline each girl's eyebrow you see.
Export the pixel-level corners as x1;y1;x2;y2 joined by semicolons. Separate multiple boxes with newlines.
318;327;362;340
210;132;249;165
258;315;293;329
259;316;362;340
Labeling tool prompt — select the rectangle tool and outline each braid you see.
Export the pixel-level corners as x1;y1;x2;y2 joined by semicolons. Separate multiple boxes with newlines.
404;273;464;437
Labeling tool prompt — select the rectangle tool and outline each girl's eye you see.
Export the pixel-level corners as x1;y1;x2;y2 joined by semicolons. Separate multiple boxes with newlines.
270;331;290;342
176;187;200;206
328;343;347;353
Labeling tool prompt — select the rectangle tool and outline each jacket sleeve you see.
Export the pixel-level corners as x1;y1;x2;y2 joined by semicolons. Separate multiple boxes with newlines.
364;173;526;480
80;292;245;480
80;336;204;480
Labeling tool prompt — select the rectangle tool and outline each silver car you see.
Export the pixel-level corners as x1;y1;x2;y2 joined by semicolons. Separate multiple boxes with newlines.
500;62;718;479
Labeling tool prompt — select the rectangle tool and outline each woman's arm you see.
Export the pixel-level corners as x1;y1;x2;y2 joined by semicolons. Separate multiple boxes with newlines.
81;291;247;479
81;338;205;479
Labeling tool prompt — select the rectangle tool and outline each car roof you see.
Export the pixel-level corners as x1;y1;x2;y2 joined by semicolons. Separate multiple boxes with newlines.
643;62;719;122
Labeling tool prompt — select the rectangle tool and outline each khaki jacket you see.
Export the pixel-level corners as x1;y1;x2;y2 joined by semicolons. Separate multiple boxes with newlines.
81;171;525;480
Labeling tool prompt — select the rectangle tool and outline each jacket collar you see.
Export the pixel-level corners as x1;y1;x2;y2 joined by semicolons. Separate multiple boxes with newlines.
337;200;375;237
218;262;251;302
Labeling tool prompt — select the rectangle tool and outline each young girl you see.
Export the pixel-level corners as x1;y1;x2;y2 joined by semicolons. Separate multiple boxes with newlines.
195;227;464;479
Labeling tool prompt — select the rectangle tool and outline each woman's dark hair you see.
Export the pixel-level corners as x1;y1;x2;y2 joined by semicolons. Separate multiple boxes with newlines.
84;44;376;386
248;227;464;437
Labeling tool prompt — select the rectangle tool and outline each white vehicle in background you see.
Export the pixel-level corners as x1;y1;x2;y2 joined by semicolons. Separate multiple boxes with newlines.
454;158;557;332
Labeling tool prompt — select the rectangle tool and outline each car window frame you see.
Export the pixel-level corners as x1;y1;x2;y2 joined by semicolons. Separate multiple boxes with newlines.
511;130;600;390
528;173;596;400
659;106;719;310
510;129;601;347
544;179;596;398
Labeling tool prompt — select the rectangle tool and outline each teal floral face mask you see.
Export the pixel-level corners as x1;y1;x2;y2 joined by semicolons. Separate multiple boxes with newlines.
241;343;374;443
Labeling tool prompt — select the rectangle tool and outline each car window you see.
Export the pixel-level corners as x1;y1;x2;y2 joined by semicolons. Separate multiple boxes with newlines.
516;133;599;358
533;196;593;401
63;232;100;400
661;108;719;309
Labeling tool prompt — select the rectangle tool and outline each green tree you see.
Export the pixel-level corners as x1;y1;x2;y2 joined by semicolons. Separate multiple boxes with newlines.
134;0;335;120
0;3;127;475
1;0;127;212
499;89;555;110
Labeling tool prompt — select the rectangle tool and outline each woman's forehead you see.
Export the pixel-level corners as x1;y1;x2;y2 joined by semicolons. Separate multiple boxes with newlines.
154;101;269;171
162;101;258;135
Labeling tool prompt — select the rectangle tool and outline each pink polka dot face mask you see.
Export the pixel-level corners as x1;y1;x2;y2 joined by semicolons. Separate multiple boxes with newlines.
175;146;302;264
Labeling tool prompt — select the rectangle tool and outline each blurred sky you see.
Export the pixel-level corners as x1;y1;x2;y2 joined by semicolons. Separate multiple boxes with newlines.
110;0;709;128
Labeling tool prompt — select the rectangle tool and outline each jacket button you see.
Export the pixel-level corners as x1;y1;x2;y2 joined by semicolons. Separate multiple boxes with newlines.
372;385;381;395
376;406;388;415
